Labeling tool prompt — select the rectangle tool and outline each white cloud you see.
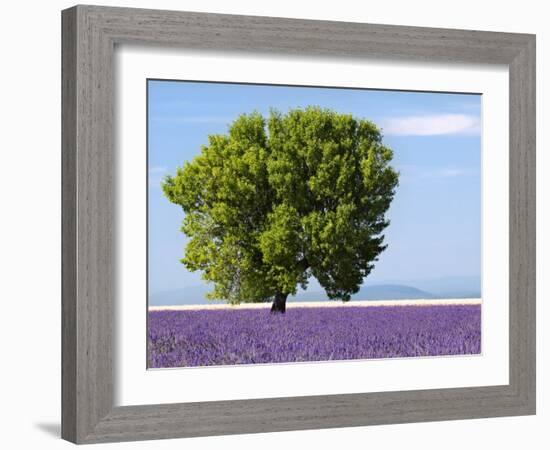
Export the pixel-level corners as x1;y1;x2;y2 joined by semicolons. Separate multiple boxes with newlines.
148;167;169;189
151;115;231;125
149;166;167;174
383;114;480;136
396;165;477;184
436;168;468;178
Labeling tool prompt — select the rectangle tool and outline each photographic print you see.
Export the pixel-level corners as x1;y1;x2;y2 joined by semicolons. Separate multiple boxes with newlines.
147;80;482;369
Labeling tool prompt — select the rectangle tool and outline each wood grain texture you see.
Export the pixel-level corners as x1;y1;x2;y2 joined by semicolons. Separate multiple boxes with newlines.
61;7;77;443
61;4;536;444
508;36;536;409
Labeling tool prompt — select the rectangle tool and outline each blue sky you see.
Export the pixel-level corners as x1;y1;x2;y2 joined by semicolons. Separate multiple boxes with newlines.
148;80;481;297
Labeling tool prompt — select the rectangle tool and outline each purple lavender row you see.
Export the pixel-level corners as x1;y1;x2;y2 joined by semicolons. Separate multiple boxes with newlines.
148;305;481;368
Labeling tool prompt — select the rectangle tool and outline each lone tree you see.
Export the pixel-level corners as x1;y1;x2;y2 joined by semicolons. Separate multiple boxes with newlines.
162;107;399;313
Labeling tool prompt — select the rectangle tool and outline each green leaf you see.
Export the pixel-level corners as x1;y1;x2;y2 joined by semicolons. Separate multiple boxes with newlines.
162;107;399;304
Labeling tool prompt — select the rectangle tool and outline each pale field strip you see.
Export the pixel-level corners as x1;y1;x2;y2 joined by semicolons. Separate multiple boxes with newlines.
149;298;482;311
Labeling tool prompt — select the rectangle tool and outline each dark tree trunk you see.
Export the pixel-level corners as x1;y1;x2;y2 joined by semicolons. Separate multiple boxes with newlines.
271;292;288;313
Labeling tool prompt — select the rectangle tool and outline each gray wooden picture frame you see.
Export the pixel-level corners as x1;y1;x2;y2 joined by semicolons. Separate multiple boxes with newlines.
61;4;536;444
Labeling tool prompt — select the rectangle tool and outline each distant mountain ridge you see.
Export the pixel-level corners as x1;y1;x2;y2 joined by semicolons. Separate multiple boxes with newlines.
149;276;480;306
289;284;435;302
406;276;481;299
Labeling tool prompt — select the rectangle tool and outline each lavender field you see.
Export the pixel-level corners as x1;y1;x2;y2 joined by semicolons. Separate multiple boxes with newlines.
148;304;481;368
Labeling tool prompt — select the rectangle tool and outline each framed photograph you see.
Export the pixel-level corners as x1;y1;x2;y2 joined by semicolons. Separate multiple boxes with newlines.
61;5;536;444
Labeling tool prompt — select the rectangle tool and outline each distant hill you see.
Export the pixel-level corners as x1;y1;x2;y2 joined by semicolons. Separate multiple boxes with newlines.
149;283;439;306
149;285;215;306
289;284;435;302
401;276;481;299
357;284;436;300
149;274;481;306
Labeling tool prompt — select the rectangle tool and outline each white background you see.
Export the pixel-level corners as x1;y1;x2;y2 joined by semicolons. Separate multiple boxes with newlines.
116;48;509;405
0;0;546;449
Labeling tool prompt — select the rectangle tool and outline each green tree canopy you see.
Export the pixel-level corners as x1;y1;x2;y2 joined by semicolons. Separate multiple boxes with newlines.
162;107;399;312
